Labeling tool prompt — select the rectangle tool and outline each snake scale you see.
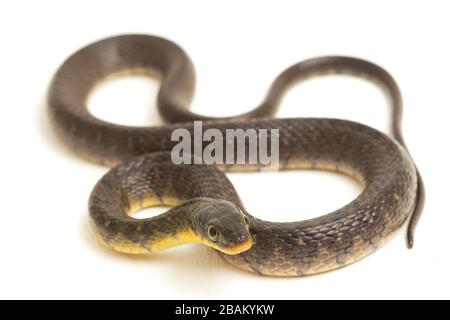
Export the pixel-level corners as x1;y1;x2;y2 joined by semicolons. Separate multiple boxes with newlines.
47;35;424;276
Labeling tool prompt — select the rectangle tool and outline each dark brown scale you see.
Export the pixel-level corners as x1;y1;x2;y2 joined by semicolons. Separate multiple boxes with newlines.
48;35;424;276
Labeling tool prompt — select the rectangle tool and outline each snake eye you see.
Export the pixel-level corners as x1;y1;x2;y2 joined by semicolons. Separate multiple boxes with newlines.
243;215;250;226
207;225;219;242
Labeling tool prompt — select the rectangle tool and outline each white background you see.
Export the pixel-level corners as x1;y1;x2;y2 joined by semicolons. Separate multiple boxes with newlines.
0;0;448;299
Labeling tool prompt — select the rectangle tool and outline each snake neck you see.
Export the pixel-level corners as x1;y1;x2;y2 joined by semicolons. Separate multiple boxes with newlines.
91;198;213;254
139;199;212;252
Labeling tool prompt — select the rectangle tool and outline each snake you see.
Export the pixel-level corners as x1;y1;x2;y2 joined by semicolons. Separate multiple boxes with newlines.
47;34;424;277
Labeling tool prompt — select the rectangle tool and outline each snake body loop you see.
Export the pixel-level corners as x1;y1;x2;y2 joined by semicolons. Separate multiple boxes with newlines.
48;35;424;276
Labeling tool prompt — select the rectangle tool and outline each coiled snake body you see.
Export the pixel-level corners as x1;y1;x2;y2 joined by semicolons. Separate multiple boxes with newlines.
48;35;424;276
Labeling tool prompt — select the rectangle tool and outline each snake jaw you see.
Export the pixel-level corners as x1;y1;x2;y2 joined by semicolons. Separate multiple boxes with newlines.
197;234;253;255
221;238;253;255
212;231;253;255
198;227;253;255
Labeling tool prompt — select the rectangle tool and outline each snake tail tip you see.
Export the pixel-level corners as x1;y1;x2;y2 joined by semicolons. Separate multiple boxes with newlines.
407;237;414;249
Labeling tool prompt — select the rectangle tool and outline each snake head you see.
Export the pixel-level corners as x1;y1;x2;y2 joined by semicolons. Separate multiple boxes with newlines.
192;198;253;255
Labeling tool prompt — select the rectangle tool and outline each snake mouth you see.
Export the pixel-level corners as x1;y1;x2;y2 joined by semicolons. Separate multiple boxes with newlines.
220;238;253;255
